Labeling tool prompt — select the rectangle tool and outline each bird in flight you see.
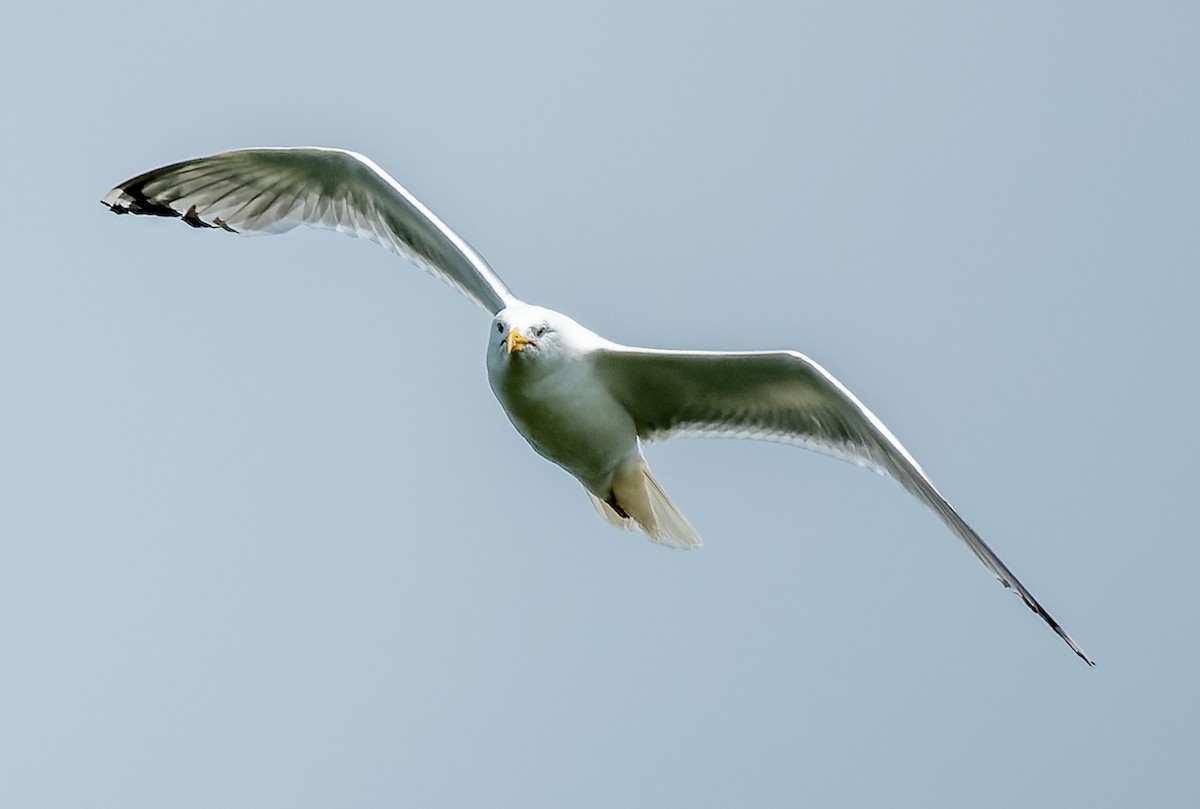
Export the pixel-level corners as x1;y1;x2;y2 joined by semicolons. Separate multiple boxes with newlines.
102;147;1092;665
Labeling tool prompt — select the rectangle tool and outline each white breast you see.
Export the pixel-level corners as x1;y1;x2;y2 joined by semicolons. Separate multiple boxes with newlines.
489;350;638;490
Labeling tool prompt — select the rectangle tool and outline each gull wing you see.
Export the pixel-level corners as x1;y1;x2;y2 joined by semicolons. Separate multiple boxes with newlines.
101;147;516;314
595;345;1093;665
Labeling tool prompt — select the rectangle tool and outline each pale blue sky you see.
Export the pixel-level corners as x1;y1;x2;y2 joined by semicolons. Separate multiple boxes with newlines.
2;2;1198;806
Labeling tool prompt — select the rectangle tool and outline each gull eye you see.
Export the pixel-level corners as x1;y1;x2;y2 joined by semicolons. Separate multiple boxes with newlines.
496;322;504;333
535;325;547;337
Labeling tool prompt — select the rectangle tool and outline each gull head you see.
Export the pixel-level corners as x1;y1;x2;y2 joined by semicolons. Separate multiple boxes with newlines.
487;304;608;371
491;304;555;361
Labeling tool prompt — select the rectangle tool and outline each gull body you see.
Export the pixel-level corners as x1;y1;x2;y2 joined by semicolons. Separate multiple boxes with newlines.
487;305;694;543
487;306;631;496
101;147;1092;664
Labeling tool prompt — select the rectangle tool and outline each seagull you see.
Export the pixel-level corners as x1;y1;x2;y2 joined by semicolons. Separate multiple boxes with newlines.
102;147;1093;665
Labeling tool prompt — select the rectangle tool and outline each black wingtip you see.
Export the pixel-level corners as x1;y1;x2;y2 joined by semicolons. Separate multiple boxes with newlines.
1017;591;1095;667
181;204;212;229
103;182;181;218
101;187;238;233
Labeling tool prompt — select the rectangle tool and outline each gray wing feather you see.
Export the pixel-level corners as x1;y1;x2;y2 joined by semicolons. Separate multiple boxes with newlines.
101;147;516;314
595;346;1093;665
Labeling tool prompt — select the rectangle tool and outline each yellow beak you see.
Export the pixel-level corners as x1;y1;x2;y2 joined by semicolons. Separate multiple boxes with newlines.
506;327;532;354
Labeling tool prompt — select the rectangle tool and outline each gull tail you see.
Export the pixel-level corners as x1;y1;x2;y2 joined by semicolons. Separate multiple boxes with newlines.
588;490;637;531
586;463;702;550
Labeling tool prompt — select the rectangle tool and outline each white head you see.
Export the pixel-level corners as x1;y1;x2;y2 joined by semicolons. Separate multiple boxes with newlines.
486;304;606;374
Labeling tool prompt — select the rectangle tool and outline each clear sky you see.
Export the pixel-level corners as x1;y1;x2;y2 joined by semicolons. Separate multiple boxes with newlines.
2;2;1197;807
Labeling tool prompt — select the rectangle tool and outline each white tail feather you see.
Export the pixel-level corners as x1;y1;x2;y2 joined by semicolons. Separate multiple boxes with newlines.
584;469;702;550
641;469;702;549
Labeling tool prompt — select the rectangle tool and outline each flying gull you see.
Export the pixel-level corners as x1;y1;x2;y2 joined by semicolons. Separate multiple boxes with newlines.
102;147;1093;665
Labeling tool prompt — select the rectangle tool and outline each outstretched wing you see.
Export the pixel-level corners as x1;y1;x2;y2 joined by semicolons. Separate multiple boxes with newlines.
595;345;1093;665
101;147;517;314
